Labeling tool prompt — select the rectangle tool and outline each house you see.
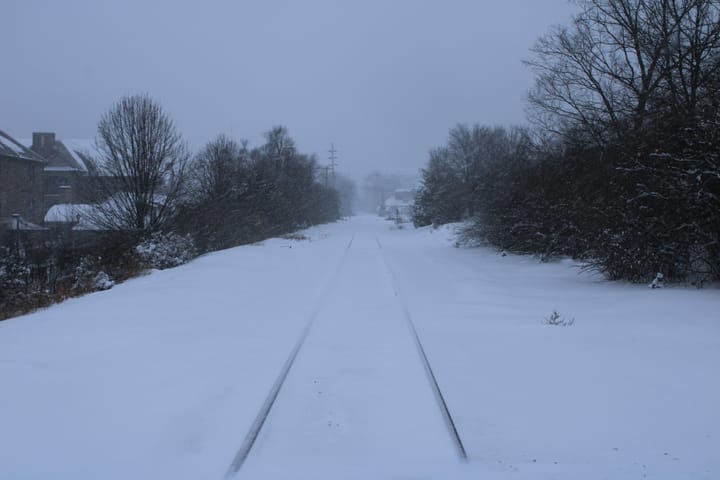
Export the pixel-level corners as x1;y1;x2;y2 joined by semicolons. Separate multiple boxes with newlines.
22;132;96;210
0;129;46;224
380;188;416;220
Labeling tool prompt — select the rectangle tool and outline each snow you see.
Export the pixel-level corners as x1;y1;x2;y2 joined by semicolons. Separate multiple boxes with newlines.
384;188;415;208
0;215;718;479
44;203;82;222
44;203;99;230
44;166;81;172
17;137;92;171
384;196;412;207
61;139;94;172
0;132;35;158
44;195;168;230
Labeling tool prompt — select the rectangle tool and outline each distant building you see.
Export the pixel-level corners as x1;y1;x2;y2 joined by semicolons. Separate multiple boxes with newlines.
0;130;46;224
380;188;416;220
23;133;96;210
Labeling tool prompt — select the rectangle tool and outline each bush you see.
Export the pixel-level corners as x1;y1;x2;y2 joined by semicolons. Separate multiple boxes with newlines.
0;248;29;292
135;232;197;269
72;256;115;293
0;247;52;320
543;309;575;327
92;271;115;290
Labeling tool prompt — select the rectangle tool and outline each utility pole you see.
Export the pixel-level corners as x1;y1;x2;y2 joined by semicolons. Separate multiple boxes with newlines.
328;143;338;187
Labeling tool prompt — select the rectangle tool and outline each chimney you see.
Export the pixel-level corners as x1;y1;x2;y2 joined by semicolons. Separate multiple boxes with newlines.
32;132;56;156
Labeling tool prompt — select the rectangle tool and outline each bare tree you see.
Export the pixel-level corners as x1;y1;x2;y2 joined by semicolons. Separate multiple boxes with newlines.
88;94;189;233
261;125;296;161
659;0;720;122
193;134;247;202
526;0;720;144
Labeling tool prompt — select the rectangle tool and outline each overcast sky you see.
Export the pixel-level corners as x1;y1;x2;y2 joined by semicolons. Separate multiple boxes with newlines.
1;0;577;181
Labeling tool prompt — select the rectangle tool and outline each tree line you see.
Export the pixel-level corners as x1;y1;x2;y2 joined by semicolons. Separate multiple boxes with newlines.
1;95;345;319
89;94;342;246
413;0;720;284
174;128;341;251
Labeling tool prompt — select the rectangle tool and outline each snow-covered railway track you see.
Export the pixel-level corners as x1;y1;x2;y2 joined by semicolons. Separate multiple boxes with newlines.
225;235;355;477
226;231;466;477
376;237;468;462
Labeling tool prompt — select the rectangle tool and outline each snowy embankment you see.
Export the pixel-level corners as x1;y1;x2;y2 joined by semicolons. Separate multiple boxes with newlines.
0;215;718;480
385;223;720;480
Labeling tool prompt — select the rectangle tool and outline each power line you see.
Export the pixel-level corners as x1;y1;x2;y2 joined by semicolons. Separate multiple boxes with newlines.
328;143;338;186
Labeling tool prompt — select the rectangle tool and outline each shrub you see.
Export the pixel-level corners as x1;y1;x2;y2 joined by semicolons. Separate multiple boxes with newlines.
0;247;52;320
72;256;115;293
136;232;197;269
543;309;575;327
93;271;115;290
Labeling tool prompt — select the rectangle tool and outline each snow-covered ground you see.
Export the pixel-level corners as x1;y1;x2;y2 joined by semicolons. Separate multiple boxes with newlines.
0;215;718;479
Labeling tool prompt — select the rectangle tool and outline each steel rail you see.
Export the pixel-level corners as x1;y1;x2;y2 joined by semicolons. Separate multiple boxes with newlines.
376;237;468;461
225;235;355;477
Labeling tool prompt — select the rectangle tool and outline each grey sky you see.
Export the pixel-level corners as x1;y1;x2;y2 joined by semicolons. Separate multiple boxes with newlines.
2;0;576;180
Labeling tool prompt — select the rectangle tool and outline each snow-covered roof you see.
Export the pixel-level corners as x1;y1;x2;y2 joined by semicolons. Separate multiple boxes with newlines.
62;139;96;173
384;197;413;208
45;166;82;172
44;203;103;230
0;130;45;162
18;137;94;172
384;188;416;208
45;193;168;231
46;203;85;222
0;134;25;156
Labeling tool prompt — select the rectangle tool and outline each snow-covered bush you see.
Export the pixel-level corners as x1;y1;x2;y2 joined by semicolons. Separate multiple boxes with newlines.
0;248;30;292
135;232;197;270
543;309;575;326
649;272;664;289
0;247;49;320
72;257;95;292
72;257;114;292
93;271;115;290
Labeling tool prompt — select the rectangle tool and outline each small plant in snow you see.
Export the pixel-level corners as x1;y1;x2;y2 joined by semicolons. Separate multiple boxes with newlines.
649;272;664;289
543;309;575;326
136;232;197;269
